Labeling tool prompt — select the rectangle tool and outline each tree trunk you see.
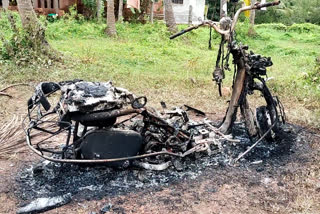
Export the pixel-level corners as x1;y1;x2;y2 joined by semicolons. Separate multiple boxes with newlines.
97;0;101;20
53;0;59;14
15;0;54;60
33;0;39;9
106;0;117;37
248;0;256;36
220;0;227;18
164;0;177;33
250;0;256;25
40;0;44;9
118;0;123;22
47;0;52;9
188;5;192;26
149;0;154;24
3;0;9;10
17;0;44;33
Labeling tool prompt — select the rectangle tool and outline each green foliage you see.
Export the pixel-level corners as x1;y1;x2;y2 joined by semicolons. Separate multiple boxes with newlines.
306;56;320;87
254;23;320;34
82;0;96;11
235;20;260;41
80;0;104;18
0;12;30;62
44;7;105;40
255;0;320;25
206;0;241;21
255;23;288;31
45;18;105;40
288;23;320;33
0;11;59;66
0;11;21;40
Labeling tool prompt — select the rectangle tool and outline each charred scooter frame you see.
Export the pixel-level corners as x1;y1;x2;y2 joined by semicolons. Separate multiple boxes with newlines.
24;1;285;165
170;0;285;139
23;81;214;165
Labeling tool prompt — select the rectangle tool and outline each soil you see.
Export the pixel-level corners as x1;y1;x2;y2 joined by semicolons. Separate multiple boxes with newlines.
0;86;319;214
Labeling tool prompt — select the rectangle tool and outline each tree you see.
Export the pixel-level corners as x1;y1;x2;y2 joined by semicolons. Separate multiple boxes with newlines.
16;0;48;46
248;0;257;37
97;0;102;20
0;0;57;64
220;0;227;18
118;0;123;22
188;5;192;26
164;0;177;33
250;0;256;25
150;0;154;23
54;0;59;14
106;0;117;37
3;0;9;10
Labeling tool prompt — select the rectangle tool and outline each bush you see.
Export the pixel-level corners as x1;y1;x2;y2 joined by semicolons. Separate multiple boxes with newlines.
255;0;320;25
287;23;320;33
0;11;60;66
45;7;105;40
307;56;320;87
235;20;252;41
255;23;288;31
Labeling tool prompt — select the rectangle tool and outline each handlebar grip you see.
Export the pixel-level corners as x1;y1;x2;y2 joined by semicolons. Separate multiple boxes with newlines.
169;24;204;39
170;29;189;40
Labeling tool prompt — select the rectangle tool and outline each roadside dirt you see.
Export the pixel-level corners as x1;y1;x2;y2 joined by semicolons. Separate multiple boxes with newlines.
0;85;319;214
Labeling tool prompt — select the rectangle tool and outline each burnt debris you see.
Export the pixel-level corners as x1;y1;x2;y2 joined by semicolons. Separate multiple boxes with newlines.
16;122;298;212
19;79;295;213
23;80;241;169
17;2;293;212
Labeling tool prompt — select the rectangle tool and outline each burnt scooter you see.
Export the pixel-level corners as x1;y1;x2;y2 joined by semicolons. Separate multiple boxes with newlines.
24;1;284;165
170;0;285;139
24;80;217;166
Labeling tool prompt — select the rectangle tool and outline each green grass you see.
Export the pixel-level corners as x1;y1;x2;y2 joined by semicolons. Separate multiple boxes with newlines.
0;16;320;127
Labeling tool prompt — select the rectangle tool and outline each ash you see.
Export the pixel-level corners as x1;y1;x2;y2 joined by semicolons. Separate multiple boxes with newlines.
15;122;297;204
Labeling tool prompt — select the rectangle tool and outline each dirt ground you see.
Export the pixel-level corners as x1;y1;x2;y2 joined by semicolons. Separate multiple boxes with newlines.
0;86;319;214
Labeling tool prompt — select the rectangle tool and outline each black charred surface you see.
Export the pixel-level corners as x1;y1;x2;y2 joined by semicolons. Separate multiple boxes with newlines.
15;123;302;206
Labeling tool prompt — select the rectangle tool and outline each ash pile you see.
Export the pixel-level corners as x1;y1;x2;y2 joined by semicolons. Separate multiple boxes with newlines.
16;80;295;213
